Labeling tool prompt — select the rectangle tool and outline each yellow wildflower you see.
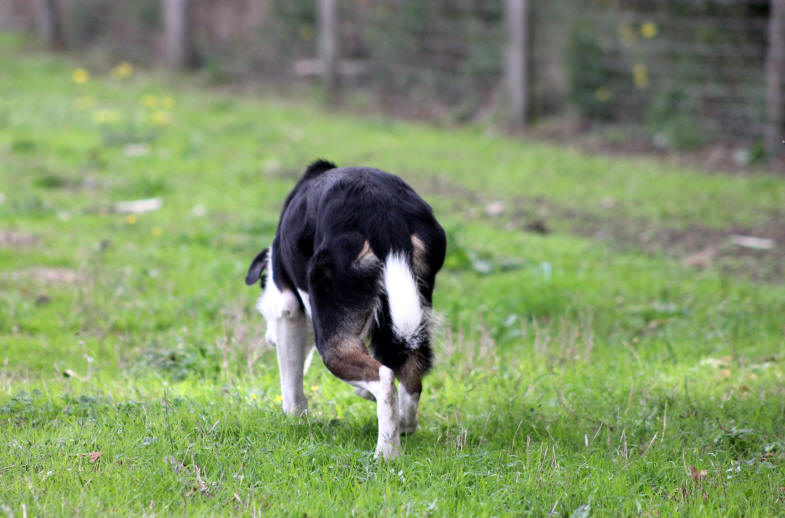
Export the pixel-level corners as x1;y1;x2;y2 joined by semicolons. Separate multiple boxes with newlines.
150;110;172;126
298;24;314;41
152;227;163;237
112;61;133;79
641;22;658;39
595;87;612;102
250;393;257;400
125;214;137;224
73;95;96;110
92;109;122;124
275;395;283;402
159;96;175;109
633;64;649;89
72;68;90;84
141;94;158;108
617;23;635;44
310;385;319;391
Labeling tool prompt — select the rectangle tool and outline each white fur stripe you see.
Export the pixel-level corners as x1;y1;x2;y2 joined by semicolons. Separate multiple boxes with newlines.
383;252;422;347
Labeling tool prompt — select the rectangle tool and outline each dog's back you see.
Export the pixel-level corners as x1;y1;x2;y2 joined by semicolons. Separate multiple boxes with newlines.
274;161;445;363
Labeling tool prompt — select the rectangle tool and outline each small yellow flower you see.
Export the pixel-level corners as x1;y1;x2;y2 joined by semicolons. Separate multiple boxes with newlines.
617;23;635;44
125;214;137;224
633;64;649;89
150;110;171;126
595;87;612;102
92;109;122;124
250;393;257;400
298;24;314;41
159;96;175;109
641;22;658;39
152;226;163;237
112;61;133;79
141;94;158;108
275;395;283;402
73;95;96;110
72;68;90;84
310;385;319;391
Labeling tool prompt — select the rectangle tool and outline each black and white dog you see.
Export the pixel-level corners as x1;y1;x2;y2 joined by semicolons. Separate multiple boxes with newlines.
245;160;446;459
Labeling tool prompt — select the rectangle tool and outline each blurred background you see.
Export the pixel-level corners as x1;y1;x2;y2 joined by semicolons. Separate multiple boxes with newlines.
2;0;783;169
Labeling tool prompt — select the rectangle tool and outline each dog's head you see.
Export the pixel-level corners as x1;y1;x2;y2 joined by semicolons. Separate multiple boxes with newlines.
244;248;269;289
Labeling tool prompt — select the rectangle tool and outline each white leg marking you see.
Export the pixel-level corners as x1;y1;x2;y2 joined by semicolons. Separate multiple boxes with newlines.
398;384;420;435
351;366;401;460
255;246;309;416
296;288;312;319
302;343;315;376
275;291;309;416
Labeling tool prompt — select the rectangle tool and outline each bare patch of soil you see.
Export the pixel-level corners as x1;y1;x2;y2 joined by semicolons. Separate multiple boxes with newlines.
0;230;38;247
2;267;87;284
421;177;785;283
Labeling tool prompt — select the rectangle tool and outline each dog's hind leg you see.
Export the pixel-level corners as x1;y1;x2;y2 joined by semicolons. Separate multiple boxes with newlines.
308;237;401;459
321;337;400;459
395;345;432;435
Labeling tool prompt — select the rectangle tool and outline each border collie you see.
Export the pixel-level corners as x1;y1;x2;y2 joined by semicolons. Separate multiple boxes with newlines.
245;160;446;459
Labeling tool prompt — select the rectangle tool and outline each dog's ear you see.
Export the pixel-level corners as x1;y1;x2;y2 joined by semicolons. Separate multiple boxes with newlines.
245;248;269;287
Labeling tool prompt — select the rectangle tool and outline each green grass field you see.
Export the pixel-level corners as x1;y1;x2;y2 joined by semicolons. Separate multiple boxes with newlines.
1;36;784;516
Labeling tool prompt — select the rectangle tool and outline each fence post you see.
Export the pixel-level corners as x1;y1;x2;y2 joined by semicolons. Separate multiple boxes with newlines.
317;0;339;100
35;0;66;50
766;0;785;160
163;0;194;68
504;0;529;130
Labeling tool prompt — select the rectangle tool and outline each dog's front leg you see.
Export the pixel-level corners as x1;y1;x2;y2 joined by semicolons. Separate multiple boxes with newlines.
275;293;309;416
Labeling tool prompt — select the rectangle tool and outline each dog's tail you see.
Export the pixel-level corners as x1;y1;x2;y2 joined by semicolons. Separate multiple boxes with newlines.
382;251;425;349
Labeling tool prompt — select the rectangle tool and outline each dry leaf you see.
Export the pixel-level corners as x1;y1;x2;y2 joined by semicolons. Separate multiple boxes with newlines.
682;248;716;268
82;451;103;463
689;465;707;482
483;201;505;217
114;197;162;214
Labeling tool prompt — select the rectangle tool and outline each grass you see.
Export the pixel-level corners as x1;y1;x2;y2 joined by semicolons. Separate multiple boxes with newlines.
1;36;784;516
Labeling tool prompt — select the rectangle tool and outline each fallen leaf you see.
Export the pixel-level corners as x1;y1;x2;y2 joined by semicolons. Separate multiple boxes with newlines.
81;451;103;463
689;465;707;482
483;201;505;217
728;235;775;250
114;197;162;214
682;248;716;268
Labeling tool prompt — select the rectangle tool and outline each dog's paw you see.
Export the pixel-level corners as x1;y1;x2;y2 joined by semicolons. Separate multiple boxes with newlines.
374;435;401;461
399;414;418;435
282;396;308;417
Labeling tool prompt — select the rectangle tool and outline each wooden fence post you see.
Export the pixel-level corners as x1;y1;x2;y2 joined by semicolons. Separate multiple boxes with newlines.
317;0;339;100
766;0;785;160
35;0;66;50
504;0;529;130
163;0;194;68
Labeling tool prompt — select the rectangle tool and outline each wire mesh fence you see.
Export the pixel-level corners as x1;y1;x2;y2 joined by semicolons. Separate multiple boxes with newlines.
2;0;783;159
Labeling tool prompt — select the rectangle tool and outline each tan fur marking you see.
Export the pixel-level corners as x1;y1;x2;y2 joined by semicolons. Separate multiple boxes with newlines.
354;240;377;266
323;334;381;382
410;234;428;276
